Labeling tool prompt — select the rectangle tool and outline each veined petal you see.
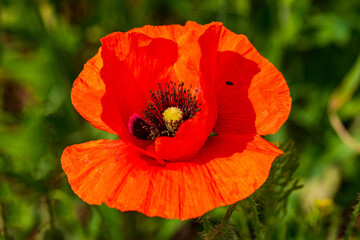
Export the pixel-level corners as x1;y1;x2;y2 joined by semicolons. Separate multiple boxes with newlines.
71;49;117;134
150;22;223;161
214;26;291;135
61;135;281;220
99;31;179;144
129;21;203;41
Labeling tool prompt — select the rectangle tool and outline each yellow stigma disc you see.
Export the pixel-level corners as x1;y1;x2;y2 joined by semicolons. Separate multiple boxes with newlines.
163;107;183;123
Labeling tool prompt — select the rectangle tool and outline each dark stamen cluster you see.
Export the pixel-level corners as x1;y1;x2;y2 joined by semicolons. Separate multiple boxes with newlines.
129;117;152;140
132;81;200;140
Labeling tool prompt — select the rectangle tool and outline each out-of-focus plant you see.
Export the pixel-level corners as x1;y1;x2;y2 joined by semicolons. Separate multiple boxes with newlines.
328;53;360;153
1;0;360;239
345;194;360;240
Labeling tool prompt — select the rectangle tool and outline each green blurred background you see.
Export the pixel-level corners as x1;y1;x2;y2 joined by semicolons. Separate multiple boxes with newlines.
1;0;360;239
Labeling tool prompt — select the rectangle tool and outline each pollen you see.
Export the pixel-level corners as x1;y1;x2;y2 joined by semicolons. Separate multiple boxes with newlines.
163;107;183;133
163;107;183;123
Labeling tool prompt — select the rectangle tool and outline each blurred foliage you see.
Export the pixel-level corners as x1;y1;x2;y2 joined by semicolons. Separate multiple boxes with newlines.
1;0;360;239
345;194;360;240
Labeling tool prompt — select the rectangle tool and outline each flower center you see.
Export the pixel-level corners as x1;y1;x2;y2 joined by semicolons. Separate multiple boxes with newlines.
128;81;200;140
163;107;183;133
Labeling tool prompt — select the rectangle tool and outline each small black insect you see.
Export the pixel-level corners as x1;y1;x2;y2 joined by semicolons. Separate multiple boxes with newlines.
226;81;234;85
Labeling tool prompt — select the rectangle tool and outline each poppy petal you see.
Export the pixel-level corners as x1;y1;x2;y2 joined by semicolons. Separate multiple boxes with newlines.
214;26;291;135
129;21;202;41
71;48;117;134
99;31;179;143
150;23;223;161
61;134;281;220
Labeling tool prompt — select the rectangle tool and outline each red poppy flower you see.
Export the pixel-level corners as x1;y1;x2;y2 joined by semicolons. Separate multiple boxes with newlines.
61;21;291;220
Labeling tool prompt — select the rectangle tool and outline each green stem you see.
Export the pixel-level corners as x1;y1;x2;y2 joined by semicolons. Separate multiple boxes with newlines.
344;196;360;240
94;206;113;240
219;202;238;233
0;202;8;240
46;196;55;231
248;196;263;240
201;214;211;235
